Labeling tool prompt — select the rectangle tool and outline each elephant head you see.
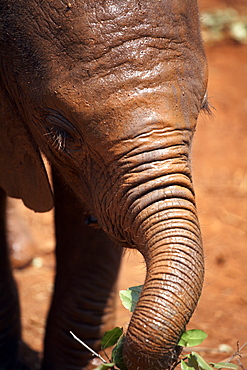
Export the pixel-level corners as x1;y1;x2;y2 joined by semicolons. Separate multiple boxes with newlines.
0;0;207;369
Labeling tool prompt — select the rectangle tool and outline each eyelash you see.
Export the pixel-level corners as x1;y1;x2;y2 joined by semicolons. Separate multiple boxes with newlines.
45;128;68;152
201;94;214;115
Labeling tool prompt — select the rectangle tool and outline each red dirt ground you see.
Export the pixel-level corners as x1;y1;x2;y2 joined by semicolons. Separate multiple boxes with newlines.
7;4;247;369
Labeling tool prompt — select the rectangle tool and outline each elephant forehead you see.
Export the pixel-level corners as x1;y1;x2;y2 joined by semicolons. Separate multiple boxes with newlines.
43;61;204;150
51;0;197;62
1;0;204;67
1;0;207;108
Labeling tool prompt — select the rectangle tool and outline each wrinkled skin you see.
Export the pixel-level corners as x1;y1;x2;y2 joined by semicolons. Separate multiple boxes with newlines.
0;1;207;369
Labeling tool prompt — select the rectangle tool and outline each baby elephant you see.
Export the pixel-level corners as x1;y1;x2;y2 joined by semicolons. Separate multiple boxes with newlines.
0;0;208;369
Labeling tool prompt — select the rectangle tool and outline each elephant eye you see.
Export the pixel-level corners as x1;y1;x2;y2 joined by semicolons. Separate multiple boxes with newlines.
44;111;82;155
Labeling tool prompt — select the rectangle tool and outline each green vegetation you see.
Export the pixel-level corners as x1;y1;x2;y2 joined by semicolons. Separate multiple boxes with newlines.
86;285;240;370
181;352;238;370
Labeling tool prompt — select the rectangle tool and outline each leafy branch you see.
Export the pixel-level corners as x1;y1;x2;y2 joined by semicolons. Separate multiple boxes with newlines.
71;285;245;370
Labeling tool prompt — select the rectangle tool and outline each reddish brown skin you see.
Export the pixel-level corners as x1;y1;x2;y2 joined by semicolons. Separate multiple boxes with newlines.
7;199;36;269
0;1;207;369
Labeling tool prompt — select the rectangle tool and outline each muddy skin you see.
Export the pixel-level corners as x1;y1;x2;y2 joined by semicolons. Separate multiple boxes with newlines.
0;1;207;369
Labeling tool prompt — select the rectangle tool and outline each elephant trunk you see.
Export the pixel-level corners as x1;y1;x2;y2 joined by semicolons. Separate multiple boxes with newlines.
96;139;204;369
123;189;204;370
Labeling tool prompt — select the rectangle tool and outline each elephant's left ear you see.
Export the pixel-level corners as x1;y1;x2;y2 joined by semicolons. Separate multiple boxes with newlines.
0;84;54;212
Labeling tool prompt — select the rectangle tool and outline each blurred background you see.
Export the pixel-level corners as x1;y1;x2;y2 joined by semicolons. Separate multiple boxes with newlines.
7;0;247;368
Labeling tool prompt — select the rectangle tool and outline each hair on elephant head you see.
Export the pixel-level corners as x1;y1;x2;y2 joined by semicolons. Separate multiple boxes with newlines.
0;0;208;369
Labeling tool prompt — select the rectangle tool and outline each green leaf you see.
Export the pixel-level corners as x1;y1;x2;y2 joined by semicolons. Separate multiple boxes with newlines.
112;335;128;370
186;353;200;370
211;363;238;369
93;363;115;369
191;352;214;370
101;327;123;350
178;330;208;347
119;285;143;312
181;359;196;370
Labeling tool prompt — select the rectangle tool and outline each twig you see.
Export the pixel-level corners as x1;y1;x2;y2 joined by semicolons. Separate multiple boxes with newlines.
70;331;107;363
237;357;246;370
102;347;112;364
227;342;247;364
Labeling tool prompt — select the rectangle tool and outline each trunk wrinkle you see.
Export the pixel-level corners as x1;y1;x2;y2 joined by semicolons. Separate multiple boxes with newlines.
130;205;198;246
125;172;193;193
119;131;192;161
140;278;202;310
149;257;204;281
124;163;192;188
147;225;201;245
131;199;197;220
127;187;195;215
143;217;200;236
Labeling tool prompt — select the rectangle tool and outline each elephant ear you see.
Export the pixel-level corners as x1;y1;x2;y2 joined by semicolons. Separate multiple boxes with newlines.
0;83;54;212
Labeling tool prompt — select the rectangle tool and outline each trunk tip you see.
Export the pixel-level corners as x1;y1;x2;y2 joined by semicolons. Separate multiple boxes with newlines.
123;336;182;370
